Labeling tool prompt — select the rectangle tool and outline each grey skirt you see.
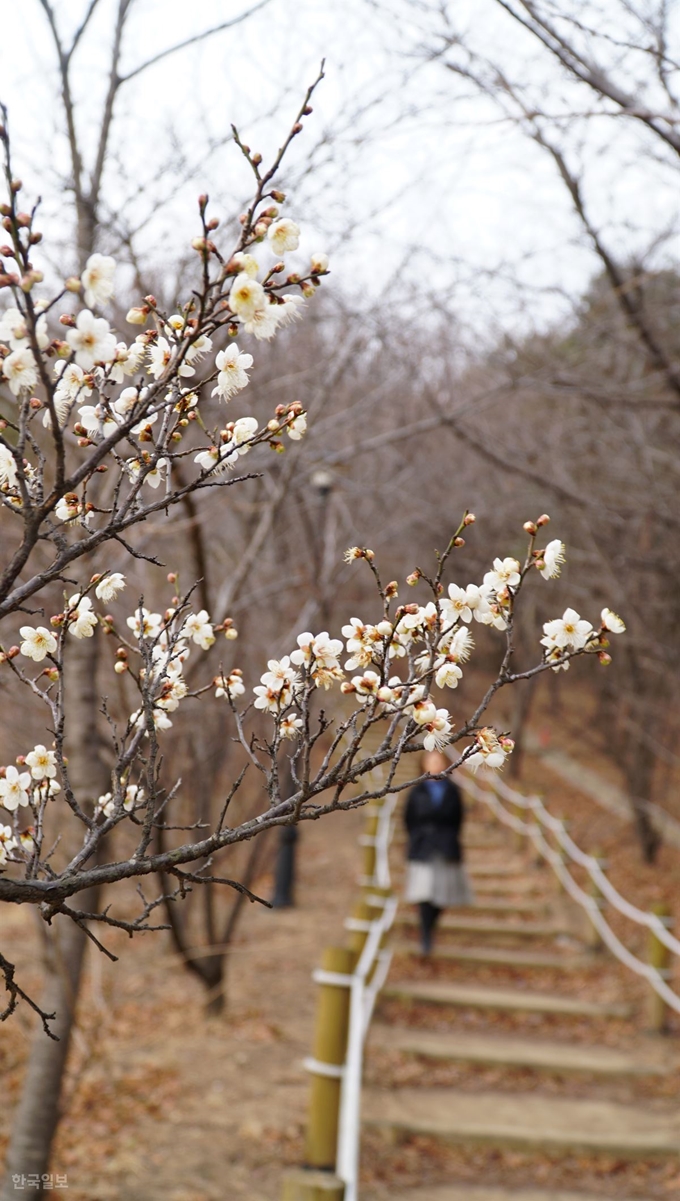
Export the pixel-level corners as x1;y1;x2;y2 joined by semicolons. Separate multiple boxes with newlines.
405;856;475;908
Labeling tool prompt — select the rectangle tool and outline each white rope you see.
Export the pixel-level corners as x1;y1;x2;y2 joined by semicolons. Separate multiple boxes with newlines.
463;777;680;1015
303;1057;345;1079
467;770;680;958
312;968;354;988
345;918;372;932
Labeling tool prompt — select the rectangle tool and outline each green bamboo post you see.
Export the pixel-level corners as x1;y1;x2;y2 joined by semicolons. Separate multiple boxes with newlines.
304;945;355;1170
361;808;379;884
585;848;606;952
647;902;672;1034
347;900;373;957
282;1170;345;1200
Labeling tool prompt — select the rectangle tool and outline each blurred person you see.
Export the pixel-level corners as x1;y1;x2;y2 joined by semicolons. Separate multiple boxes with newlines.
404;749;474;955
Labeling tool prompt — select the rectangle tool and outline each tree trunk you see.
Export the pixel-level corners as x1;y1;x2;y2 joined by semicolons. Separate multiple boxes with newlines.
2;633;109;1197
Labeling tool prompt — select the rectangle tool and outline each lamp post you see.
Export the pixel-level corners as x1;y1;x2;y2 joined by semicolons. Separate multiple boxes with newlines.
271;469;334;909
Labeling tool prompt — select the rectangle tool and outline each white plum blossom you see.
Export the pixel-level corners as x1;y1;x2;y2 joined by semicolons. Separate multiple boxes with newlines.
19;625;57;662
68;595;98;639
81;254;116;308
108;339;146;383
601;608;626;634
97;783;142;817
55;494;88;524
412;698;437;726
0;766;32;811
434;658;464;690
466;728;514;772
0;444;18;489
78;402;119;439
212;344;253;401
351;670;381;697
143;458;168;489
67;310;117;370
254;682;292;713
54;360;92;401
214;670;245;700
243;301;281;341
185;333;213;364
276;294;305;328
542;608;593;653
2;347;38;396
310;252;329;274
446;625;474;662
25;745;57;781
183;610;215;650
127;608;163;640
0;308;48;350
0;825;17;867
232;252;259;277
422;708;452;752
232;416;258;450
229;274;266;319
268;218;300;254
280;712;303;739
539;539;566;580
112;386;140;416
484;557;521;593
148;336;194;380
260;656;299;693
95;573;126;602
287;413;307;440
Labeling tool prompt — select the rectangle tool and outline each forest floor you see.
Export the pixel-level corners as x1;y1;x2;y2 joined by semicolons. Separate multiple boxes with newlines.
1;679;680;1200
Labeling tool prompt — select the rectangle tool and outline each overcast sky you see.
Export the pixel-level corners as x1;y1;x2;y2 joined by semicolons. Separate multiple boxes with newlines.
2;0;679;338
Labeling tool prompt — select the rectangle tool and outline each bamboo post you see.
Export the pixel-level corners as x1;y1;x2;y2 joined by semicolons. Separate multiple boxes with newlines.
346;901;373;957
585;848;606;952
282;1169;345;1201
647;902;672;1035
304;945;355;1170
361;808;379;885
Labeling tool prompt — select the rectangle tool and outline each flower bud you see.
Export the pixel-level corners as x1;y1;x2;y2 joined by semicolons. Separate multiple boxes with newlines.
454;536;465;547
523;521;537;535
16;212;31;227
114;660;128;674
301;282;315;298
126;306;148;325
50;613;64;627
224;626;238;640
292;122;303;134
0;204;10;217
46;668;59;683
64;276;81;293
406;570;421;586
7;646;20;659
310;252;329;274
271;190;286;203
144;295;157;308
340;681;357;694
267;419;280;432
537;513;550;526
59;313;76;326
11;180;22;193
198;194;208;212
21;270;43;292
29;397;41;410
254;222;268;239
252;153;262;167
597;651;612;666
385;580;398;599
192;236;208;253
28;231;42;244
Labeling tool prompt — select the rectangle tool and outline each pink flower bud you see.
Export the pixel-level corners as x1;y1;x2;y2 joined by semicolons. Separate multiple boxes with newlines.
537;513;550;526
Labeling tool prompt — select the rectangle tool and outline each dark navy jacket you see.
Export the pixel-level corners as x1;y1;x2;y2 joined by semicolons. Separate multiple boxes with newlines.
404;778;464;863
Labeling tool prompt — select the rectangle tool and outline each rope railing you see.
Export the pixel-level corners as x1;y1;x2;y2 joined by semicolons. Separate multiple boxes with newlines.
283;772;397;1201
461;770;679;1021
489;773;680;956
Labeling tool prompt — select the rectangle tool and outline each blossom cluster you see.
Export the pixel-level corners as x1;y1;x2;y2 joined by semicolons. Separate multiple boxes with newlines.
0;182;328;523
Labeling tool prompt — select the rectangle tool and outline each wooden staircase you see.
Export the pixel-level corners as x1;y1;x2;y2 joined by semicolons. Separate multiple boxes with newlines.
359;775;680;1198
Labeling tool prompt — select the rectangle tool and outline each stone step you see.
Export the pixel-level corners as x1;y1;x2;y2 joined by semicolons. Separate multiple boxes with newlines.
393;943;590;971
473;879;547;895
370;1026;671;1076
468;863;528;876
391;1187;653;1201
396;898;543;918
363;1087;680;1156
382;980;631;1019
397;915;563;939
